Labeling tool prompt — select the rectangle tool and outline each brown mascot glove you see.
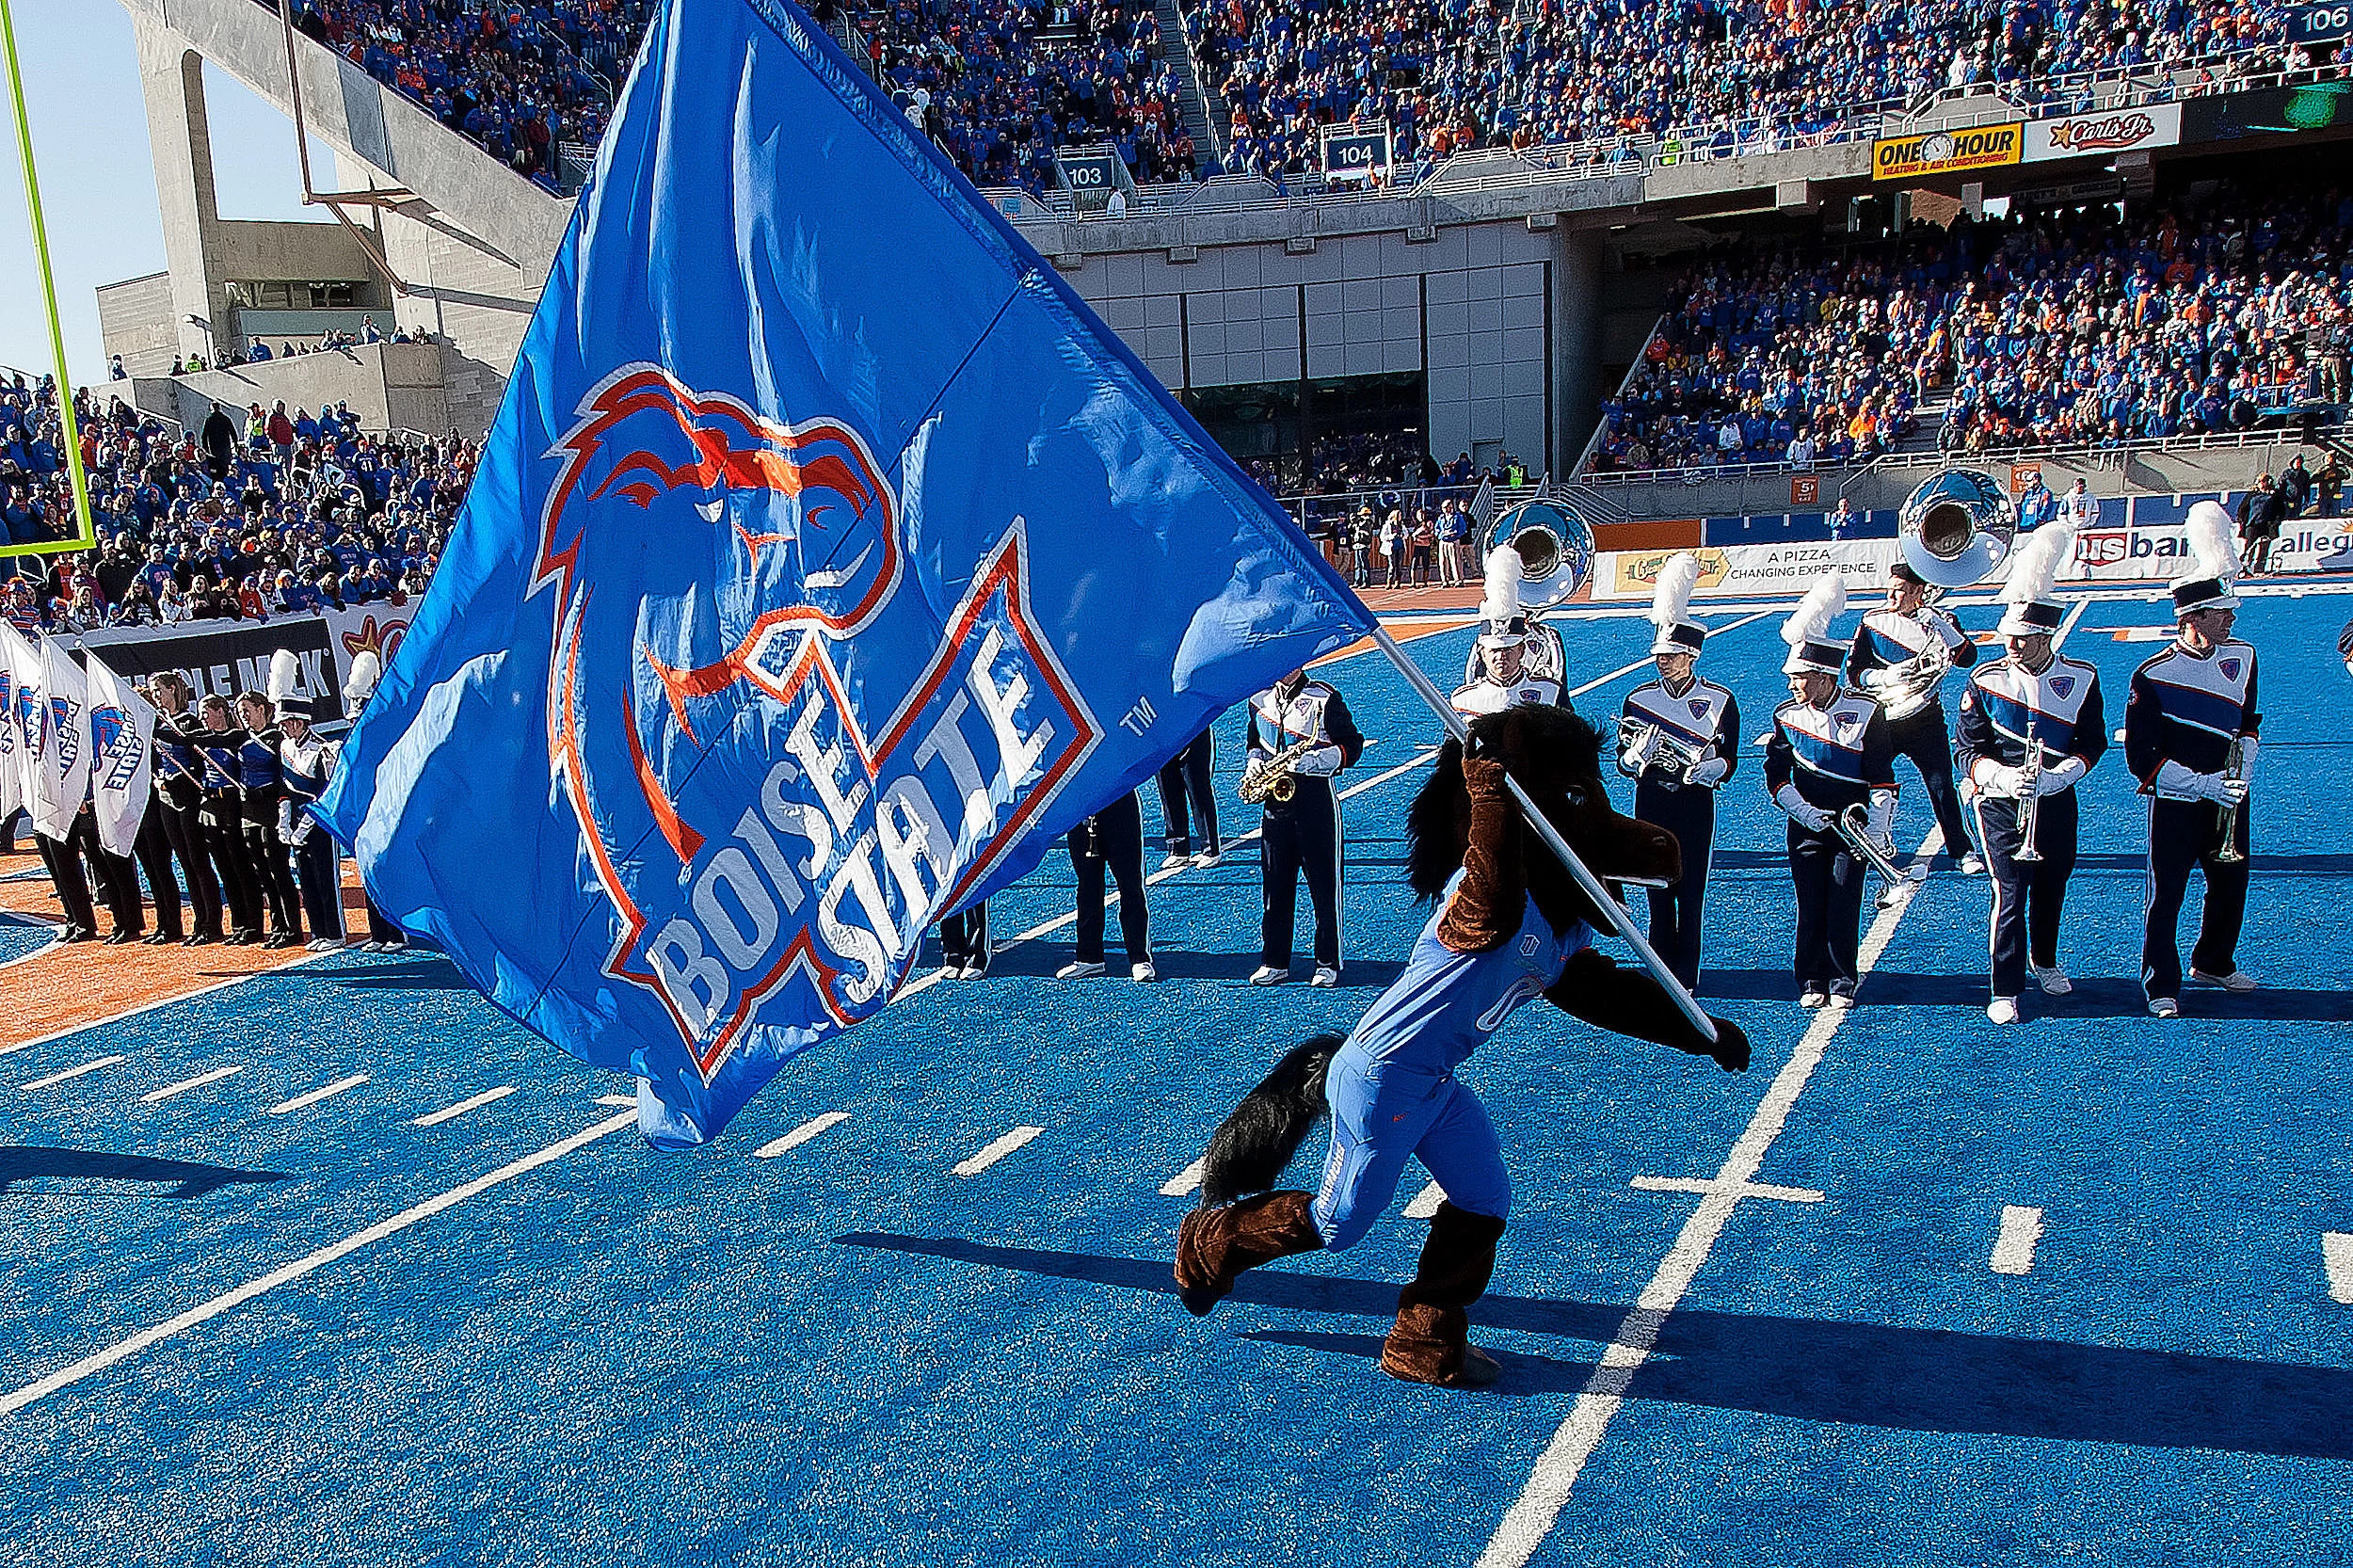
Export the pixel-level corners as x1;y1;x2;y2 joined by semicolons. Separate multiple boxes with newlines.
1437;753;1526;953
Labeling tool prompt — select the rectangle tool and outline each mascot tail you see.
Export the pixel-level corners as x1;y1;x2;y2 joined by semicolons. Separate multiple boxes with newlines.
1197;1033;1341;1207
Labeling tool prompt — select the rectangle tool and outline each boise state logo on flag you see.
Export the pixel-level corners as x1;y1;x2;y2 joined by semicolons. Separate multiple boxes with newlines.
531;365;1101;1081
89;705;142;792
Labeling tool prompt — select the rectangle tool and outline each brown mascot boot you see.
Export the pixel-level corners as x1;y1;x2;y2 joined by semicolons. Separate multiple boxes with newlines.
1174;1191;1324;1316
1380;1201;1507;1388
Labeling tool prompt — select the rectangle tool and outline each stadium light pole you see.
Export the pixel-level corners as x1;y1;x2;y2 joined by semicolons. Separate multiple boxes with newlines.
1369;623;1718;1043
0;0;94;557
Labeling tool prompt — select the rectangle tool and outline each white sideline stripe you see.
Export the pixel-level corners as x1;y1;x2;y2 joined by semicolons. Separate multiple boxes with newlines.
1991;1206;2045;1275
267;1074;369;1115
139;1064;246;1104
594;1095;635;1108
0;1110;639;1418
1159;1159;1206;1198
1403;1180;1446;1220
22;1055;128;1092
755;1112;848;1159
410;1084;516;1128
952;1125;1045;1176
1477;602;2091;1568
0;938;61;976
1631;1175;1823;1205
2323;1233;2353;1304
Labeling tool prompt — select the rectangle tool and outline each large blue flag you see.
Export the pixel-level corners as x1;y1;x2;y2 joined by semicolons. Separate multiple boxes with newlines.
320;0;1373;1146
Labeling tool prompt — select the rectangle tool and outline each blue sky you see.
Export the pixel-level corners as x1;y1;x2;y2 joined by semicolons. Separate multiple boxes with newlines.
0;0;336;385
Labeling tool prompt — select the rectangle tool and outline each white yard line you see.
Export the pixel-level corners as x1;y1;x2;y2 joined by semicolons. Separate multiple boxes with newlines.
1630;1176;1823;1205
1477;600;2088;1568
594;1094;635;1108
410;1085;517;1128
1991;1206;2045;1275
1403;1181;1446;1220
139;1064;246;1104
267;1074;370;1116
754;1112;849;1159
952;1125;1045;1176
22;1054;128;1093
0;1110;640;1418
1159;1159;1206;1198
2323;1232;2353;1304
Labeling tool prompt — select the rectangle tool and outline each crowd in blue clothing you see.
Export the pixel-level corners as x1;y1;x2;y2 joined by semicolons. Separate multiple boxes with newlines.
1589;184;2353;476
0;376;465;634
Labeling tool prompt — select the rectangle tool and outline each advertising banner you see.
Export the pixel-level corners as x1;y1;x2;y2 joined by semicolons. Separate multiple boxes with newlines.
2024;104;2182;162
1872;122;2023;181
1596;538;1900;600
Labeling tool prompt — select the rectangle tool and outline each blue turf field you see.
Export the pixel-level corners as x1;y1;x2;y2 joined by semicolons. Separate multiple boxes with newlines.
3;589;2349;1567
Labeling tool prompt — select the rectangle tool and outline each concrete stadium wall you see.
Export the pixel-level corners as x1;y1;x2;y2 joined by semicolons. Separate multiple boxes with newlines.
128;340;456;438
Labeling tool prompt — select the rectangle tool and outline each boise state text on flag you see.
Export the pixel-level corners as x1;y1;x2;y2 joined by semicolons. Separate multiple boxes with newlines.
319;0;1373;1147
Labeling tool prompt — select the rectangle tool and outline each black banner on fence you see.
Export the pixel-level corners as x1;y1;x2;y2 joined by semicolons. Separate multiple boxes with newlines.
69;616;345;713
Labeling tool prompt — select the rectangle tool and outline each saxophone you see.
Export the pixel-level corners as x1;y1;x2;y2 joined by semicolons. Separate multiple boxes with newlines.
1240;739;1319;805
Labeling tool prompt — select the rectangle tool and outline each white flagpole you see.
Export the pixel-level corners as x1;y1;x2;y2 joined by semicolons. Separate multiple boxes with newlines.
1368;622;1718;1043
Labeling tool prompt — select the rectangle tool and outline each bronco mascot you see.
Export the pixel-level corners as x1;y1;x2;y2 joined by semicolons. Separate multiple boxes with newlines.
1173;702;1751;1387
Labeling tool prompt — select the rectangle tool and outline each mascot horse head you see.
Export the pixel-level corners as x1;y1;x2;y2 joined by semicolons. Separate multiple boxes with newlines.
1405;704;1682;935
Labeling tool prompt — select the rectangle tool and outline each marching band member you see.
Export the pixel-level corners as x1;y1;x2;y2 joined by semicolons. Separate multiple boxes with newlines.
235;688;304;950
1061;789;1155;983
1848;561;1983;876
194;694;265;945
1617;553;1737;993
277;696;346;951
1464;547;1565;692
1450;550;1562;715
1156;723;1223;870
2127;503;2260;1017
1955;525;2105;1025
934;902;990;980
1246;665;1364;986
1766;577;1897;1010
340;651;407;953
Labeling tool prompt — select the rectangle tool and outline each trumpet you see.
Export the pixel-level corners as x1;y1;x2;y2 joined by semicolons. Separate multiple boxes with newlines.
2014;742;2044;864
2214;735;2249;863
1833;804;1928;897
1240;738;1319;806
1617;715;1702;785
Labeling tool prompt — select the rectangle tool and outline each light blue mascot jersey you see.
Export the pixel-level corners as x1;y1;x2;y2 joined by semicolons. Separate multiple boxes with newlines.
1345;869;1593;1073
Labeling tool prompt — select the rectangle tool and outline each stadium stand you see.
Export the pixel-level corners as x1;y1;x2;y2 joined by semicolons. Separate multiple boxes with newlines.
1586;178;2353;478
0;374;460;626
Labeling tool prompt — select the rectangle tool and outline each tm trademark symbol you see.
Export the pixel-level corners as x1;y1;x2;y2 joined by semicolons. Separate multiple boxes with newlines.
1117;695;1157;736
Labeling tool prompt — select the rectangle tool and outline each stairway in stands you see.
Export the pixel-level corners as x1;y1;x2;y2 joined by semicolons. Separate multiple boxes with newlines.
1154;0;1224;168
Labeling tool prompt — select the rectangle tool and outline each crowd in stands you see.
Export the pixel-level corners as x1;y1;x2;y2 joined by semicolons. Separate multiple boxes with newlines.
1185;0;2318;182
1589;184;2353;476
112;318;430;383
0;375;463;632
874;0;1201;190
278;0;649;188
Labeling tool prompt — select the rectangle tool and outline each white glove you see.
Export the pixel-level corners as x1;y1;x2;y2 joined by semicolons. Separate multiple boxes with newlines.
2236;736;2259;793
1858;666;1889;693
1974;761;2027;798
276;798;294;840
1687;757;1730;788
1865;788;1897;850
2197;770;2249;808
1776;784;1833;834
2036;756;2088;795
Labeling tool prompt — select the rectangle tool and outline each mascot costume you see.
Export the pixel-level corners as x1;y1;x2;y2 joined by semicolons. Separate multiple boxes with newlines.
1173;702;1752;1387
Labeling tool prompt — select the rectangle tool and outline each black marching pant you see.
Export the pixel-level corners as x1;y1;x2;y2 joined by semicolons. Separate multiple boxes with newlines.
1260;778;1342;970
204;800;264;937
133;802;186;940
241;791;302;938
1975;790;2077;1000
1068;792;1148;964
1888;703;1977;862
2143;796;2250;1001
33;827;96;934
1789;823;1865;994
1637;778;1714;993
937;901;989;971
295;829;343;939
1156;728;1221;857
159;797;221;938
75;811;145;936
364;894;404;945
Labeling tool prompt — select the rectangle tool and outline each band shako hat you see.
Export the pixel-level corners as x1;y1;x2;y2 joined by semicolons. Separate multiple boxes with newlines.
2169;500;2241;616
1647;552;1705;656
1995;521;2074;637
1780;574;1849;677
1479;545;1529;649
